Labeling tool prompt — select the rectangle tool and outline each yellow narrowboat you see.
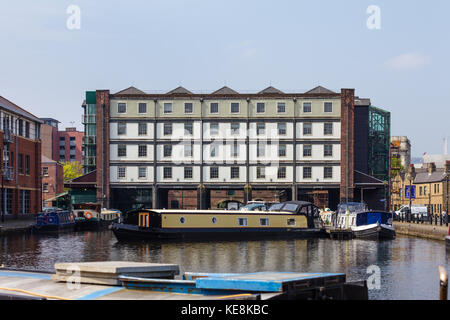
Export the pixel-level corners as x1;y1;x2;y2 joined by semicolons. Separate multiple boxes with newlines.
111;201;327;241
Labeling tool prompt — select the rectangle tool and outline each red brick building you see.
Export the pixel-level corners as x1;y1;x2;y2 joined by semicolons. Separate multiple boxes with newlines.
57;127;84;163
41;155;64;208
0;95;42;217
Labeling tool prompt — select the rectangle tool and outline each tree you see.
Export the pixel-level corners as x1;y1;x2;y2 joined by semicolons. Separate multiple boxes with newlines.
62;161;83;182
390;155;405;178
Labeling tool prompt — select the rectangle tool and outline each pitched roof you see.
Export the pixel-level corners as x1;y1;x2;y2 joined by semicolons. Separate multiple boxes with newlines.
41;155;57;164
414;170;446;184
114;86;147;95
0;95;42;123
166;86;193;95
258;86;284;94
305;86;336;94
211;86;239;95
354;170;385;185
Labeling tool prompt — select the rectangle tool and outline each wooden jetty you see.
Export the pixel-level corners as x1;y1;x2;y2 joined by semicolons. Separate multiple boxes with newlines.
327;228;355;240
0;261;368;300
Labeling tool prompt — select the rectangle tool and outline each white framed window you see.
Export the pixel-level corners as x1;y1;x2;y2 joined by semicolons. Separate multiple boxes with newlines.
278;123;287;135
118;167;126;179
163;123;172;135
210;123;219;135
277;102;286;113
257;123;265;135
138;103;147;114
303;167;312;179
231;167;240;179
238;217;248;226
118;144;127;157
210;167;219;179
303;122;312;135
138;145;147;157
256;102;265;113
163;145;172;157
231;123;240;135
303;144;312;157
163;167;172;179
117;103;126;114
138;123;147;135
138;167;147;179
184;122;193;135
184;102;193;114
278;144;286;157
210;102;219;114
303;102;312;113
324;102;333;113
164;102;173;114
117;122;127;135
184;167;193;179
257;166;265;179
324;122;333;135
324;144;333;157
260;218;269;226
230;102;240;114
278;167;286;179
324;167;333;179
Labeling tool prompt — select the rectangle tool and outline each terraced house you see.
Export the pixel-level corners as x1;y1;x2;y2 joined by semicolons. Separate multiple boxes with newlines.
0;95;42;217
79;85;390;212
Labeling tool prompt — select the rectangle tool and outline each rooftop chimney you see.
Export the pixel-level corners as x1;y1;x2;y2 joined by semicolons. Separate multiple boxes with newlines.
445;161;450;174
428;162;436;174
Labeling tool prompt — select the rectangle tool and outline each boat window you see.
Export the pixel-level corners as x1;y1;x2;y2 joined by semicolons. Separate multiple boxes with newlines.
238;218;248;226
283;204;299;212
180;217;185;224
287;218;296;226
269;203;283;211
260;218;269;226
212;217;217;224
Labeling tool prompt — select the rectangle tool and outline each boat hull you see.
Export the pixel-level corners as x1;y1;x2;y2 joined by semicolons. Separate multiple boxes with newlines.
75;218;118;231
33;222;76;234
446;236;450;249
111;223;328;242
352;224;396;240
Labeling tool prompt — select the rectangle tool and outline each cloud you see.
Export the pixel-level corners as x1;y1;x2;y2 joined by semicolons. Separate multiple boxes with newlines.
384;53;430;71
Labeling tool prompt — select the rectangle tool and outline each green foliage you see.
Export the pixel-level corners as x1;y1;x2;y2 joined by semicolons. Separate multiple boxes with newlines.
62;161;83;182
390;156;405;177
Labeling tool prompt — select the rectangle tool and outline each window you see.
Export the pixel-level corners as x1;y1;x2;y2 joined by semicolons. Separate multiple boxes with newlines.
18;154;23;174
25;122;30;138
303;144;312;157
184;167;193;179
164;103;173;114
303;167;312;179
19;119;23;136
277;102;286;113
257;167;265;179
231;103;240;113
424;186;427;195
257;123;265;135
42;167;49;176
210;103;219;114
118;103;126;113
138;167;147;179
256;102;265;113
324;145;333;157
324;102;333;113
184;102;193;114
210;123;219;135
118;167;126;179
287;218;296;226
278;123;287;135
324;167;333;179
303;122;312;135
118;122;126;135
184;143;193;157
25;155;30;175
138;103;147;114
210;167;219;179
231;167;240;179
138;123;147;135
163;123;172;135
184;122;193;135
163;167;172;179
232;141;239;157
303;102;312;113
277;144;286;157
324;123;333;135
210;145;217;157
21;190;30;214
419;187;423;196
163;145;172;157
238;218;248;226
118;144;127;157
231;123;239;135
257;143;265;157
43;183;49;192
278;167;286;179
260;218;269;226
138;145;147;157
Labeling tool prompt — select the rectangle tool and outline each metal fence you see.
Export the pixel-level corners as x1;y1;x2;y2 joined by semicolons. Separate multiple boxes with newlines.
394;211;449;227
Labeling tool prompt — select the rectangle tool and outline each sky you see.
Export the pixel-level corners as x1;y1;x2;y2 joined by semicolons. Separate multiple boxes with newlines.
0;0;449;157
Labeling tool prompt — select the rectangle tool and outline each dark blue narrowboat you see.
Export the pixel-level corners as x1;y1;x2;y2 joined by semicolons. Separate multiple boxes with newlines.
335;203;395;240
33;210;76;234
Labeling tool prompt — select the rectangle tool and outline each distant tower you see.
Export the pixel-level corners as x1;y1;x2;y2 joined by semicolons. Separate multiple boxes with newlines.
444;137;448;155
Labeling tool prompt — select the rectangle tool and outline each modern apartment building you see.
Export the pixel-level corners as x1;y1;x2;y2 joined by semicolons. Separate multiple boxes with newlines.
81;85;390;212
57;127;84;163
0;95;42;216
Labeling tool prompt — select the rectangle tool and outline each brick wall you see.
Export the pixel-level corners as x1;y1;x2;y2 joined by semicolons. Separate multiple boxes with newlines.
96;90;111;207
340;89;355;202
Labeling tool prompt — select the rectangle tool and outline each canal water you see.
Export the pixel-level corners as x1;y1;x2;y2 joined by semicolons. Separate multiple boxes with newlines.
0;231;449;300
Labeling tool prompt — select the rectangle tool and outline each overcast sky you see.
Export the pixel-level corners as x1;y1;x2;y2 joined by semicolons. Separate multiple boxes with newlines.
0;0;448;157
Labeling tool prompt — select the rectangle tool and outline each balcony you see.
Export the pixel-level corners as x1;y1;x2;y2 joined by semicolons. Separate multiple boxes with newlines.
3;129;13;144
82;114;96;124
83;136;96;145
3;166;14;181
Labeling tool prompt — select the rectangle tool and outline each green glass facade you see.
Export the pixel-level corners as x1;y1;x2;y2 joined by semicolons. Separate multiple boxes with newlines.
83;91;97;174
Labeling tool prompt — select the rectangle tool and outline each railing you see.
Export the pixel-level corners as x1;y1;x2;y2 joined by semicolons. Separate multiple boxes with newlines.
82;114;96;124
3;129;13;143
2;166;14;181
83;136;96;145
394;211;449;227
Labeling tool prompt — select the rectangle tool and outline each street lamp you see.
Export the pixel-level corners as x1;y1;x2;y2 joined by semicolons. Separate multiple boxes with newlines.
406;164;416;222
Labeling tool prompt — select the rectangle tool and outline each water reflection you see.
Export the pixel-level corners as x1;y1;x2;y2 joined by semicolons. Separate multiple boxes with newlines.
0;231;449;299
